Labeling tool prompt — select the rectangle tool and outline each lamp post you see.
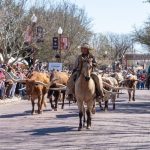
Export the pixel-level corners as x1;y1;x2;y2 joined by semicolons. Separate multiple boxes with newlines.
104;50;108;56
31;14;37;66
31;14;37;41
58;27;63;63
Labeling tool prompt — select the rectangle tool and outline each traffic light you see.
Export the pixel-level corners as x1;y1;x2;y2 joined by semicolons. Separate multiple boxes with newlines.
52;37;58;50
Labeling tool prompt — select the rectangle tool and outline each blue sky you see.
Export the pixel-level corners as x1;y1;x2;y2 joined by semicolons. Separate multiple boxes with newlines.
28;0;150;52
29;0;150;34
72;0;150;34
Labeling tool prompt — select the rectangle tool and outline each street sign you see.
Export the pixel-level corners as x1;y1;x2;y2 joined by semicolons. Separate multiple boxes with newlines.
52;37;58;50
48;62;62;71
36;26;44;43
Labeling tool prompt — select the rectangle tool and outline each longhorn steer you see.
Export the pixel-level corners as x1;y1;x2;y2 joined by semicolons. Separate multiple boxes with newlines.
102;77;119;111
48;71;69;110
2;70;50;114
121;75;138;102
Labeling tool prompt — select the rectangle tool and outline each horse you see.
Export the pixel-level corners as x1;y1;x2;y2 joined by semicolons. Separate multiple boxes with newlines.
75;57;96;131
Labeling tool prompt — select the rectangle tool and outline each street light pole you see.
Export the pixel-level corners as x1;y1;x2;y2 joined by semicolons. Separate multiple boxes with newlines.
31;14;37;66
58;27;63;63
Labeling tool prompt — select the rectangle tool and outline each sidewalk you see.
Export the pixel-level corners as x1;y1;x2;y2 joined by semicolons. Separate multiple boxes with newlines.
0;97;22;105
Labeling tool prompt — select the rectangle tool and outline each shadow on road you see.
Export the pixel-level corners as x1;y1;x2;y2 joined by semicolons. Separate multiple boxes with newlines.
115;101;150;114
0;112;30;118
56;113;78;119
24;126;76;136
96;101;150;114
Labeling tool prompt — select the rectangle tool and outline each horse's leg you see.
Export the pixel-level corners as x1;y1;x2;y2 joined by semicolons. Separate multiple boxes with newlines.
83;106;86;127
86;100;93;129
86;109;91;129
77;100;83;131
92;99;96;114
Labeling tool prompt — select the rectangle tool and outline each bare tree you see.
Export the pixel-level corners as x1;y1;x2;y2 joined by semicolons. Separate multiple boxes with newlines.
0;0;93;66
90;33;133;66
0;0;30;64
27;0;93;65
133;18;150;51
108;33;133;62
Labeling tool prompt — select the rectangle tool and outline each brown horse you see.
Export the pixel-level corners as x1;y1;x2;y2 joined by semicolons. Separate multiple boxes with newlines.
75;57;96;131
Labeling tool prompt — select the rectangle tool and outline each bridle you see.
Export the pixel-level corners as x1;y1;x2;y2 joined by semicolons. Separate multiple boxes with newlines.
81;57;93;81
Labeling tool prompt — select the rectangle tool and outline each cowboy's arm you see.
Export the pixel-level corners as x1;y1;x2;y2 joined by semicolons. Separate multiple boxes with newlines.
72;56;80;73
92;56;97;67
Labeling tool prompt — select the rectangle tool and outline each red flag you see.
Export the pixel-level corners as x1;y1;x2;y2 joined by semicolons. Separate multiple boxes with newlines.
60;37;69;50
24;25;33;44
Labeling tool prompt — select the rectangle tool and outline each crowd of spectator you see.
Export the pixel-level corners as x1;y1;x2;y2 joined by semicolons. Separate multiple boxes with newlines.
0;64;27;100
136;69;150;90
0;62;150;101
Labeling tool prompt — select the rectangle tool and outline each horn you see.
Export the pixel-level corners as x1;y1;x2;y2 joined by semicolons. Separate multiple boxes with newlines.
51;78;59;82
34;81;49;87
4;71;19;82
103;88;125;94
16;79;27;83
134;79;141;82
49;87;66;91
55;83;66;87
103;81;133;90
0;68;27;83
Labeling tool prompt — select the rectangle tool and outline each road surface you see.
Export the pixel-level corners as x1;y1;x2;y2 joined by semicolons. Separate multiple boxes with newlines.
0;90;150;150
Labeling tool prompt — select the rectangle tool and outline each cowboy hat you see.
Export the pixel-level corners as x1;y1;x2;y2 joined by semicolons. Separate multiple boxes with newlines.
80;43;90;49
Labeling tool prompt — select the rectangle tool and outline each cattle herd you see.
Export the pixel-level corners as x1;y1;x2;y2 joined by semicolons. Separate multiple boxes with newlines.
0;66;140;131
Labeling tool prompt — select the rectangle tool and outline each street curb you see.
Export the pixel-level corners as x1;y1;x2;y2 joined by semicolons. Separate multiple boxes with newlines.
0;98;21;105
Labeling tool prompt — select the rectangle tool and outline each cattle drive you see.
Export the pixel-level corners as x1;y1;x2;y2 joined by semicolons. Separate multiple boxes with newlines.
1;2;150;149
0;42;149;133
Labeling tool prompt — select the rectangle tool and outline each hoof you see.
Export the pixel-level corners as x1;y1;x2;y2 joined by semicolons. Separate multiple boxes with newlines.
86;126;91;130
91;108;96;114
38;110;42;114
104;109;108;112
51;106;55;109
31;111;36;115
54;108;57;111
83;123;86;128
78;127;82;131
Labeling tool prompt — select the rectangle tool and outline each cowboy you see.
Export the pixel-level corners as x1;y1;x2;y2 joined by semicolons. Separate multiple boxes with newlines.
66;42;104;100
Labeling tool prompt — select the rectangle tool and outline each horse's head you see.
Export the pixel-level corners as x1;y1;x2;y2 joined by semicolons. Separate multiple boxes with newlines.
81;57;93;81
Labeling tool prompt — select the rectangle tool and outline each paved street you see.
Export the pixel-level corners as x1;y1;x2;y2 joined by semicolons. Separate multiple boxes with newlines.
0;90;150;150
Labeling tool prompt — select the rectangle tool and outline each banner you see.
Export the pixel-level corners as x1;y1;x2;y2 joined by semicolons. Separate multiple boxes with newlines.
52;37;59;50
24;25;33;44
48;62;62;71
60;37;69;50
36;26;44;43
